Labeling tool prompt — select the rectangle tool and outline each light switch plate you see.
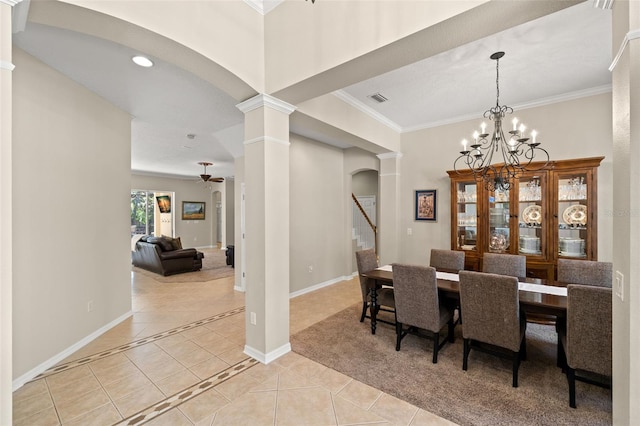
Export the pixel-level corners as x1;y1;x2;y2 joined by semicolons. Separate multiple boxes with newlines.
615;271;624;301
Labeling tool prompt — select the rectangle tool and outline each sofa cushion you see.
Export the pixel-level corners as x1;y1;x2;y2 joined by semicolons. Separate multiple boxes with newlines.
147;236;174;252
162;235;183;250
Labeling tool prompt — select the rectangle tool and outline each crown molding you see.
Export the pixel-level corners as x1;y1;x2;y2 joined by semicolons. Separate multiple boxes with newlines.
236;93;296;115
610;28;640;72
333;90;403;133
401;84;613;134
0;0;22;6
243;0;283;15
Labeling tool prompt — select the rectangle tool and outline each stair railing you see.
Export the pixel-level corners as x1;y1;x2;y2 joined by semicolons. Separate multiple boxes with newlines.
352;194;377;254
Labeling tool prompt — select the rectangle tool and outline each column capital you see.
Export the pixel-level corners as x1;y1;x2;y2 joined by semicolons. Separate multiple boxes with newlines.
236;93;296;115
0;61;15;71
0;0;23;6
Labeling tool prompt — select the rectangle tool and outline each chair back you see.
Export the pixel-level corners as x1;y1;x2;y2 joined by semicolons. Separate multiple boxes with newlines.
429;249;465;272
458;270;522;352
355;249;378;301
482;253;526;277
565;284;612;376
557;259;613;288
392;264;440;331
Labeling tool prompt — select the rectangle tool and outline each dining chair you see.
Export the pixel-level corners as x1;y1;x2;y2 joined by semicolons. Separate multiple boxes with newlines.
458;270;527;387
557;259;613;287
392;263;455;363
429;249;465;272
355;249;395;324
557;284;612;408
482;253;526;277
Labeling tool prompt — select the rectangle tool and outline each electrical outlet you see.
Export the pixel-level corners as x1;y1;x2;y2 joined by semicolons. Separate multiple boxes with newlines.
87;300;94;312
250;312;257;325
407;228;412;235
615;271;624;301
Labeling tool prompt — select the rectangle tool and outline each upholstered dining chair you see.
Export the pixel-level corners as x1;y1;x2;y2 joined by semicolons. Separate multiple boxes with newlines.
557;259;613;287
392;264;455;363
429;249;465;272
482;253;526;277
557;284;612;408
355;249;395;324
458;270;527;387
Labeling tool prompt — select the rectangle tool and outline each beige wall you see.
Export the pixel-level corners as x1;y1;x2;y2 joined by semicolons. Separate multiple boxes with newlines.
399;93;613;265
12;48;132;380
131;174;223;249
352;170;378;197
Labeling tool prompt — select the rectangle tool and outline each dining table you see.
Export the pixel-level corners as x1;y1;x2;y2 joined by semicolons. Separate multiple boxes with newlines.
362;265;568;335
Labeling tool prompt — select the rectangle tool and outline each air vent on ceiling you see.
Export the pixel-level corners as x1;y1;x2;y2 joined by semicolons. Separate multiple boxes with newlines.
368;92;388;103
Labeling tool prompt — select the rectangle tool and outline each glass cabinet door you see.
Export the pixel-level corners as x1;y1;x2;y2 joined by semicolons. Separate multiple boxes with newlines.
557;172;590;259
517;174;545;258
487;187;510;253
455;181;478;252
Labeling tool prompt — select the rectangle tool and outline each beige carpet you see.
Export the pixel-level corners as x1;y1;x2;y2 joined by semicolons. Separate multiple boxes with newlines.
291;304;612;426
132;247;235;283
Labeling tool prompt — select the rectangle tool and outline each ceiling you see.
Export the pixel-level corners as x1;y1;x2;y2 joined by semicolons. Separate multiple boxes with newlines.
12;1;612;180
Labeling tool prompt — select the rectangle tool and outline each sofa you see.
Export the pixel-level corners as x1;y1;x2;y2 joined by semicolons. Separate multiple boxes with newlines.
132;235;204;276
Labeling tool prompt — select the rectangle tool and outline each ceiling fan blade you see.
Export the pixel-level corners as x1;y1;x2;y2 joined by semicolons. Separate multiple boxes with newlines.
208;177;224;182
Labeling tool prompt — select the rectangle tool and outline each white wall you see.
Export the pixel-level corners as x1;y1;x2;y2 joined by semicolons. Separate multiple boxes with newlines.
12;48;132;380
289;135;347;293
352;170;378;197
131;174;222;249
399;93;613;265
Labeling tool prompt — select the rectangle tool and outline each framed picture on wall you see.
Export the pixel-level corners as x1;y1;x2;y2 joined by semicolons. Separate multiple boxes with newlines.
415;189;437;221
182;201;206;220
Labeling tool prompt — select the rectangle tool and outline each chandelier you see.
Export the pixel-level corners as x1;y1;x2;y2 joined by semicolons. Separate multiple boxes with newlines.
454;52;549;191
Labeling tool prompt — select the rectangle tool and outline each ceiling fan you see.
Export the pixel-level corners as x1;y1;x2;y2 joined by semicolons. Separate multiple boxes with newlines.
198;161;224;183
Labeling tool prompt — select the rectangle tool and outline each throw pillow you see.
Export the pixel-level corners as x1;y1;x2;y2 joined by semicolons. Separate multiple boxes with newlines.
148;236;174;252
162;235;183;250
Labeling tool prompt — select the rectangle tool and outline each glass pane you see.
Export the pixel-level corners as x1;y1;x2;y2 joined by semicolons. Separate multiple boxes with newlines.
518;176;542;256
558;173;588;258
130;191;156;236
456;182;477;251
488;188;509;252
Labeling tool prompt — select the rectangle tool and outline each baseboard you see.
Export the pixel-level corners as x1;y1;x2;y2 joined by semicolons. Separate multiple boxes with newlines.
244;342;291;364
12;310;133;391
289;273;358;299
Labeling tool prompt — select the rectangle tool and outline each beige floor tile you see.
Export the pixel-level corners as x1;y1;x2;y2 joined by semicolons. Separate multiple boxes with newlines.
88;353;133;375
45;366;93;391
277;369;320;390
48;375;102;406
55;388;112;423
124;343;166;363
409;409;458;426
370;393;420;426
101;369;153;400
287;357;328;379
214;372;261;401
189;356;230;380
249;374;279;392
171;344;217;368
242;361;284;384
91;359;141;386
333;394;388;425
275;387;336;426
211;391;277;425
138;356;187;382
217;346;250;365
199;337;242;356
178;388;229;423
312;368;353;394
180;325;212;340
154;333;188;349
13;391;54;423
12;379;48;402
63;403;122;426
190;330;227;348
270;351;306;369
12;404;60;426
112;382;165;418
155;369;201;397
145;408;193;426
337;380;383;410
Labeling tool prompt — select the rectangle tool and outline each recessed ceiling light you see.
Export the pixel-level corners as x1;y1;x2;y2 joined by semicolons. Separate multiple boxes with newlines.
132;55;154;68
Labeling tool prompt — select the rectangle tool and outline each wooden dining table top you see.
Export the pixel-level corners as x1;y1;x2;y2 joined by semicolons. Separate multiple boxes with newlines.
362;267;567;316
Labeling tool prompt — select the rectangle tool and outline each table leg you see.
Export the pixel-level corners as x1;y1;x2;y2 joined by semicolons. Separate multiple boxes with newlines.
370;283;378;334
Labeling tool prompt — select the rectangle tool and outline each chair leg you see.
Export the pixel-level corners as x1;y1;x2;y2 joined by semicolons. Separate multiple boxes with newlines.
462;338;470;371
567;367;577;408
360;301;367;322
432;331;439;364
447;318;455;343
395;322;403;351
557;339;567;371
512;351;520;388
519;337;527;361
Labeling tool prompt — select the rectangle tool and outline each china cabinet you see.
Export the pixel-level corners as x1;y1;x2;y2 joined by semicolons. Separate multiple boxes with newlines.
447;157;603;279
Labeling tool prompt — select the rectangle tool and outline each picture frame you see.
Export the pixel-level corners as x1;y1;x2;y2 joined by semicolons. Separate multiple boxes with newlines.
182;201;206;220
415;189;437;221
156;195;171;213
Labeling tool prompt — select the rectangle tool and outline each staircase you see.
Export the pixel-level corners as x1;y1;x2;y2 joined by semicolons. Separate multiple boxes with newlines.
352;194;376;252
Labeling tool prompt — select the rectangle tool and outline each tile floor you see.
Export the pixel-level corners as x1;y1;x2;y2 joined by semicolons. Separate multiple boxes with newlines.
12;249;455;425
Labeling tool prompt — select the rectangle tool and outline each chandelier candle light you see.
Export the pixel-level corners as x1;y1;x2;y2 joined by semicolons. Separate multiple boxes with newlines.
454;52;549;191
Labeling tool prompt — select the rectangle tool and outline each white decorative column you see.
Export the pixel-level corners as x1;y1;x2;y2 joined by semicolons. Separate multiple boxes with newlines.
611;2;640;424
236;94;295;363
1;0;21;422
377;152;402;265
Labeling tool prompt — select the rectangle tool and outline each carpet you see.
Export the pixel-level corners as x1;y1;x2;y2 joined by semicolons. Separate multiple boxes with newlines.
291;304;611;426
132;247;235;283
